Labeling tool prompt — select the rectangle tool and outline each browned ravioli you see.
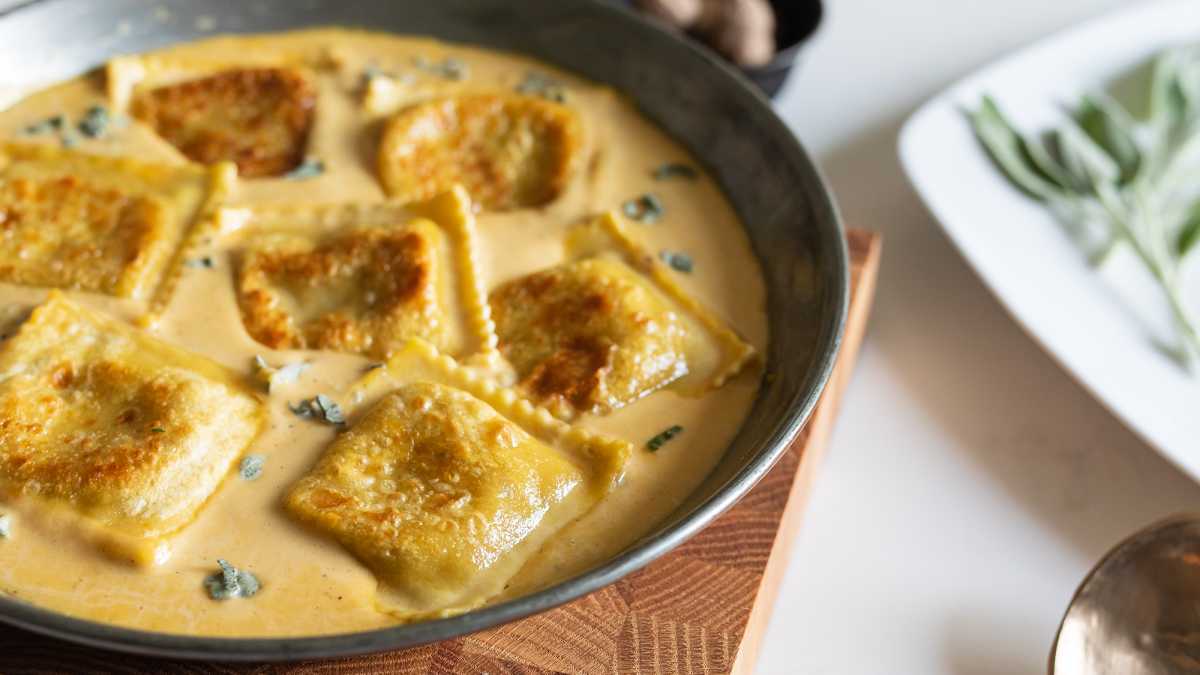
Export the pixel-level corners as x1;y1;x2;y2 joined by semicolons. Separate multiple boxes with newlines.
0;293;262;561
0;176;165;296
377;94;582;210
286;381;584;618
235;220;449;359
0;142;224;300
490;257;690;415
131;67;315;177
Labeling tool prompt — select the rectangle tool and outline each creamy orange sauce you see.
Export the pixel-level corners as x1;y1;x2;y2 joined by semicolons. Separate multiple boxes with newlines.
0;29;767;637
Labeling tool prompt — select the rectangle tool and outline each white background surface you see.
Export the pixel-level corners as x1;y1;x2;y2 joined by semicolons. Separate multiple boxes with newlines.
757;1;1200;673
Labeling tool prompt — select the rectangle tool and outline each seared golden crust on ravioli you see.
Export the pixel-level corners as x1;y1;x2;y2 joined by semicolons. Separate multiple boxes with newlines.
490;257;689;415
377;94;582;210
0;176;167;297
491;213;757;417
131;67;315;177
0;293;262;560
286;382;583;617
0;143;230;304
287;338;630;618
235;221;448;359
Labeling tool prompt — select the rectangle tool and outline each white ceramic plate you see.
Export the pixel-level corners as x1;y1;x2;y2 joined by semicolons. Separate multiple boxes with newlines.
900;0;1200;480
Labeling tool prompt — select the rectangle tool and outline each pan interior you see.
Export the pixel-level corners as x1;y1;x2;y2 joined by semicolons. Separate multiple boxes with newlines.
0;0;846;660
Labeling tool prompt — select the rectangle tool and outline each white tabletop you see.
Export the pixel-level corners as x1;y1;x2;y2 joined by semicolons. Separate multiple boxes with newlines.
757;0;1200;673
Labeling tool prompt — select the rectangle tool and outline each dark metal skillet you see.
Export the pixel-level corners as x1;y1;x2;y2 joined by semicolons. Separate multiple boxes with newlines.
0;0;847;661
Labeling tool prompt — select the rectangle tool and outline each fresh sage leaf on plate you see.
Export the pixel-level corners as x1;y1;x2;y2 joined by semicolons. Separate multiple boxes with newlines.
1176;202;1200;257
1075;94;1141;183
968;96;1061;200
969;46;1200;367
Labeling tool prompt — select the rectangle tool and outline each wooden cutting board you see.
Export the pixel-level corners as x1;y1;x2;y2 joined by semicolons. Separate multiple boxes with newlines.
0;230;880;675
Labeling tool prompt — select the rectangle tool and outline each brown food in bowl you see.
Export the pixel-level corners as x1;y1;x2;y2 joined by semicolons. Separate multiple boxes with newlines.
377;94;582;210
131;67;316;177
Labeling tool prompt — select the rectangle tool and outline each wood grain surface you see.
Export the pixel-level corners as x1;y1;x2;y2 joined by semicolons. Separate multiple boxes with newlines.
0;230;881;675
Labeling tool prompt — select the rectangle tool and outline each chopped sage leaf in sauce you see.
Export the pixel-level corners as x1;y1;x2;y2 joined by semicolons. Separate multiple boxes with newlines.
22;115;64;136
653;163;699;180
283;157;325;180
516;72;567;103
204;559;260;600
414;55;468;80
315;394;346;424
0;514;12;539
622;193;665;223
150;427;165;433
361;65;412;89
239;454;265;481
289;394;345;425
659;250;694;273
184;256;214;269
287;400;314;419
77;105;111;138
646;425;683;451
364;362;385;372
361;64;388;84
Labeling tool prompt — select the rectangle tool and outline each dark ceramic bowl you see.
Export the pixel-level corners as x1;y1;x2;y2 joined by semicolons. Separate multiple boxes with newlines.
618;0;823;97
744;0;824;97
0;0;846;661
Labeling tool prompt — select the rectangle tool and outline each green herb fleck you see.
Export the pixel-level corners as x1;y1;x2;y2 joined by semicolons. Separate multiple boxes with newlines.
77;105;111;139
239;454;265;481
622;194;665;223
289;394;345;425
659;250;693;273
150;427;165;433
516;72;567;103
442;58;468;80
361;64;387;85
204;559;260;600
364;362;385;372
415;55;468;80
59;130;80;149
284;157;325;180
21;115;64;136
287;399;314;419
646;425;683;451
1178;203;1200;257
314;394;345;424
653;163;699;180
184;256;214;269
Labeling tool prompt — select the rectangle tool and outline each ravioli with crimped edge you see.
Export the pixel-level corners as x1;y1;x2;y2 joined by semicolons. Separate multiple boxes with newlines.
0;292;263;565
377;93;583;211
0;142;232;304
219;186;498;362
490;212;757;418
107;51;335;177
285;338;630;619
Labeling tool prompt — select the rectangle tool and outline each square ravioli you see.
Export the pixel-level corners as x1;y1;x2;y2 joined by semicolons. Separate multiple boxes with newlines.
490;212;756;417
0;142;231;303
285;339;630;619
377;94;583;211
107;50;333;177
224;187;497;361
0;292;262;563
